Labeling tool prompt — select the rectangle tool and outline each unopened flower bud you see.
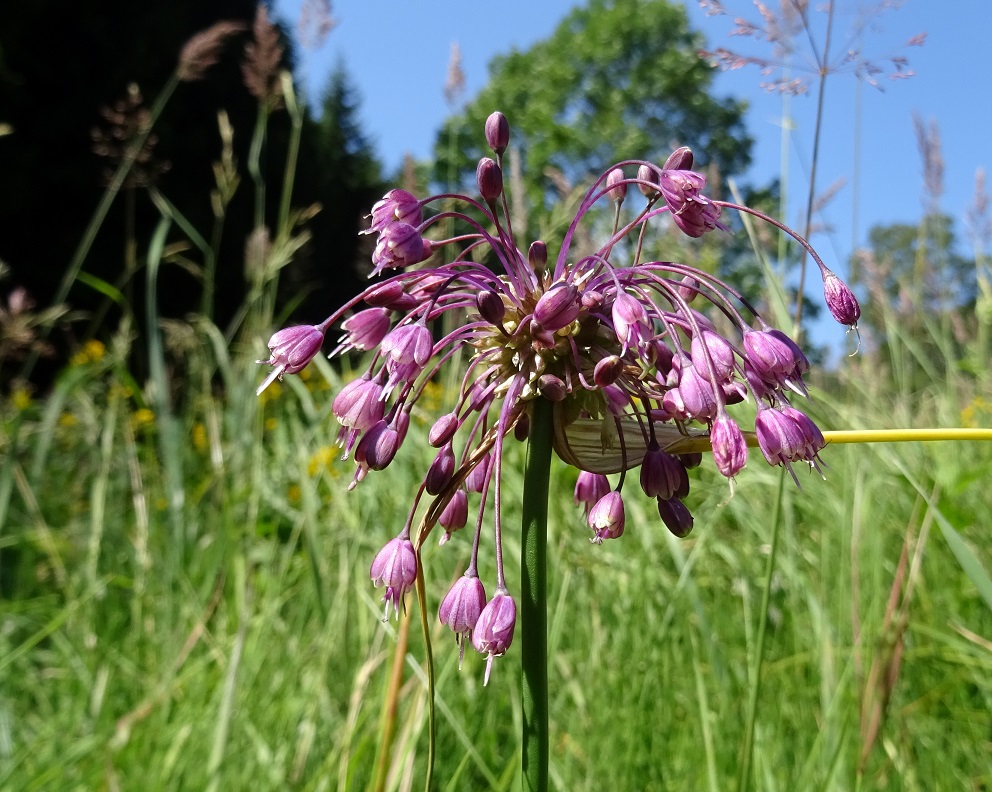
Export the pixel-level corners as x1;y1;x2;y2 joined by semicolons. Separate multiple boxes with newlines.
438;489;469;539
476;157;503;202
537;373;567;401
574;471;611;517
639;444;689;500
425;443;456;495
606;168;627;204
533;283;580;332
657;497;694;537
477;290;506;326
637;164;660;199
485;111;510;155
513;411;530;441
364;279;417;310
663;146;694;171
342;307;390;351
710;412;748;478
594;355;624;387
821;270;861;328
429;412;460;447
677;275;699;303
528;240;548;271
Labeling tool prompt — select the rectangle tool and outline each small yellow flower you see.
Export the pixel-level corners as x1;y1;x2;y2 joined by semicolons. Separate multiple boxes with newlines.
70;339;107;366
287;484;301;504
132;408;155;429
192;422;208;452
265;417;278;432
59;413;79;428
12;386;32;411
308;446;336;478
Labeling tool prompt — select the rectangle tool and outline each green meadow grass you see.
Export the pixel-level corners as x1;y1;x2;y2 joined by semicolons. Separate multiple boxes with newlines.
2;331;990;792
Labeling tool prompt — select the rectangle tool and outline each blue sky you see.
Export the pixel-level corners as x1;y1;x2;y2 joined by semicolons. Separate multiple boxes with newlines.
274;0;991;279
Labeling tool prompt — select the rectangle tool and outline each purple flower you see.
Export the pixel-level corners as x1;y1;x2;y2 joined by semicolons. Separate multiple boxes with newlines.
370;535;417;620
821;270;861;328
256;324;325;394
365;189;422;234
472;589;517;685
588;491;625;543
710;412;748;478
439;573;487;665
256;115;851;675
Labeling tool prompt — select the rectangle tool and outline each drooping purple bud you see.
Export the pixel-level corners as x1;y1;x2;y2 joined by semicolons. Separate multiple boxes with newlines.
476;157;503;203
528;240;548;271
465;452;492;494
371;222;428;274
514;411;530;441
256;324;325;393
364;279;418;311
477;290;506;326
588;490;625;543
366;189;422;234
637;164;660;199
602;383;630;415
594;355;624;387
677;275;700;303
710;412;748;478
780;405;826;460
485;111;510;155
370;535;417;620
438;488;469;540
574;471;611;517
659;170;728;237
439;572;487;665
754;406;807;467
473;590;517;685
533;283;581;332
380;322;433;367
606;168;627;204
425;442;456;495
742;329;797;380
657;497;694;538
690;329;736;382
766;328;810;378
663;146;694;171
332;375;385;431
354;418;402;472
677;452;703;469
639;443;689;500
341;307;390;351
821;270;861;328
429;412;460;447
537;373;567;401
676;360;719;420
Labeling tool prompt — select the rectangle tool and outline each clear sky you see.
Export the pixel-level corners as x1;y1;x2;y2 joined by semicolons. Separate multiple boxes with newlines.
274;0;991;281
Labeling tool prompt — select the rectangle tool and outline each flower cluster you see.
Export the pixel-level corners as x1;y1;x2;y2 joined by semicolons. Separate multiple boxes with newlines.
257;112;859;683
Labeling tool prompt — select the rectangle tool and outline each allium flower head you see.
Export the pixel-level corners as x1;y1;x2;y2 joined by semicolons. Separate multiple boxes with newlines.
257;113;854;678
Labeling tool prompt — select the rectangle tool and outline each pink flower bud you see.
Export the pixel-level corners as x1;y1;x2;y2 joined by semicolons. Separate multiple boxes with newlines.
439;572;487;665
485;111;510;155
472;590;517;685
711;412;748;478
256;324;325;393
476;157;503;202
606;168;627;203
663;146;694;171
370;535;417;620
822;271;861;328
588;491;625;543
528;240;548;271
533;283;580;332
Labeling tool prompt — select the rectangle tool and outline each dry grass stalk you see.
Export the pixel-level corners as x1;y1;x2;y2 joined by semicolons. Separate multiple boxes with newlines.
177;20;247;82
243;5;285;108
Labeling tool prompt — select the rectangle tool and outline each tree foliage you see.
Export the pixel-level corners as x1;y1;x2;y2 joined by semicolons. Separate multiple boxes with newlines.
432;0;751;219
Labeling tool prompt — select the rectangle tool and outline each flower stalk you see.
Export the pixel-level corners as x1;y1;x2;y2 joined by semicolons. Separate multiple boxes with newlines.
521;397;553;792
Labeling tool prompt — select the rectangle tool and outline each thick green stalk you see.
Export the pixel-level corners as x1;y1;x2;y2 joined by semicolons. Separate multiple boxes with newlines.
521;398;553;792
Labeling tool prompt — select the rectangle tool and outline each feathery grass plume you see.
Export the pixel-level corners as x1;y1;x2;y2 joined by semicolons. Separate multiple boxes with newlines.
0;269;69;367
698;0;925;95
443;42;465;107
177;20;247;82
257;111;859;681
243;5;286;109
297;0;337;50
90;83;170;189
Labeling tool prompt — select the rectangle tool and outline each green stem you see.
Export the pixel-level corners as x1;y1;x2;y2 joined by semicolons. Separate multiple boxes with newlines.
738;467;786;792
521;397;553;792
